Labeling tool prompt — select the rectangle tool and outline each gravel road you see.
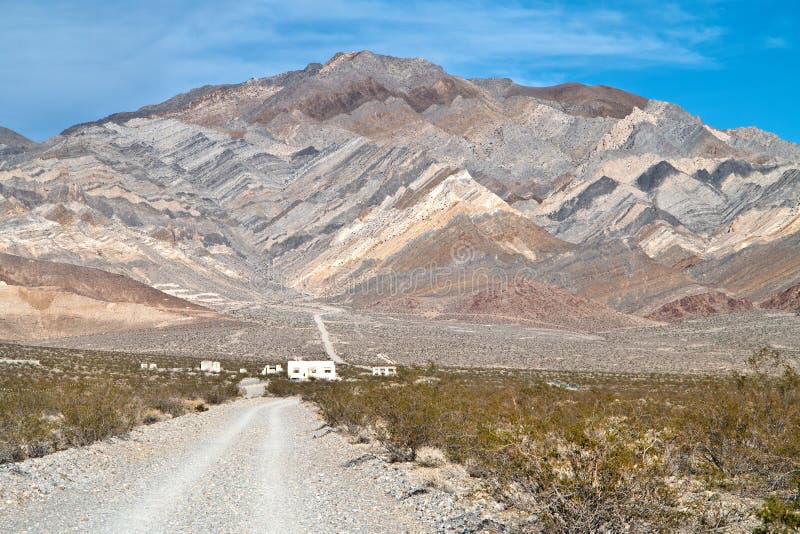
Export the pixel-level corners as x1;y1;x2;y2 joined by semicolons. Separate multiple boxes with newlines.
0;398;431;533
313;312;343;363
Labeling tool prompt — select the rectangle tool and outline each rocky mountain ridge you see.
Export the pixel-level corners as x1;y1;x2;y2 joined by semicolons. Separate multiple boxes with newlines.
1;50;799;332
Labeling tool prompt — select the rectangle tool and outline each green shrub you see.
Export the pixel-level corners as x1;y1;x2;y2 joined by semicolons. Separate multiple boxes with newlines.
755;493;800;533
266;377;300;397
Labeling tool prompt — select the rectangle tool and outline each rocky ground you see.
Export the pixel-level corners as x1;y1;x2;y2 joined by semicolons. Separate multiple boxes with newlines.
0;397;505;533
32;306;800;374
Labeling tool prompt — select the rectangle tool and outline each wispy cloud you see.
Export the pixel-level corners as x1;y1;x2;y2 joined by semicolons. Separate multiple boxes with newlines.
764;36;789;49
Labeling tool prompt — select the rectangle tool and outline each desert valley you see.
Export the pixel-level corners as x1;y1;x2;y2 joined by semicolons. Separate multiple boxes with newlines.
2;50;800;532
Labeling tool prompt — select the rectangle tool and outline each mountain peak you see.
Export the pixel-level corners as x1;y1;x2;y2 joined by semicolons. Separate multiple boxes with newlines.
0;126;38;155
319;50;365;73
316;50;446;86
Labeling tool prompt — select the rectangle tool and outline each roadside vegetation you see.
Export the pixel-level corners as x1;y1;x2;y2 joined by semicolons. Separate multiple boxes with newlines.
270;348;800;532
0;343;239;464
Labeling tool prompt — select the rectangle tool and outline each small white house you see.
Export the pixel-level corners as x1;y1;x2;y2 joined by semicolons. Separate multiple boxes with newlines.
372;366;397;377
140;362;158;370
200;360;221;373
261;364;283;376
287;360;337;381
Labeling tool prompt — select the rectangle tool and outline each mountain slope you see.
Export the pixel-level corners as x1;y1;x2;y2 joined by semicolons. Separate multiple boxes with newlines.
1;50;799;330
293;166;571;296
367;278;650;331
0;253;217;340
0;126;37;158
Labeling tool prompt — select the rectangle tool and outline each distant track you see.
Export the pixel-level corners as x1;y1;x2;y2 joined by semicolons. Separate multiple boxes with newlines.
313;311;344;363
254;301;346;363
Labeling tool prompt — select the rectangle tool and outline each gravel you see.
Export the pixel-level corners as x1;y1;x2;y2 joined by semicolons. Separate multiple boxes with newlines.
34;307;800;375
0;397;504;533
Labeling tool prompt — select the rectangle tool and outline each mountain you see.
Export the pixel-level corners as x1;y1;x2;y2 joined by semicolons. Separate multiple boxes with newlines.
1;50;799;331
0;126;37;158
0;252;217;340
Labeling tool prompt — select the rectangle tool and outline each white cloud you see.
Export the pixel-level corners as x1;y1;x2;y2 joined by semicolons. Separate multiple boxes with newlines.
764;36;789;49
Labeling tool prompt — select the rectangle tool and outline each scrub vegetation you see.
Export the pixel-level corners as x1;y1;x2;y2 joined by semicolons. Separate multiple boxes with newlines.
270;349;800;532
0;343;239;464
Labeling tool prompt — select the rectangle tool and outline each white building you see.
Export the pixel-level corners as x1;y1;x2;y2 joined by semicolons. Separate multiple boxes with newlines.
261;364;283;376
287;360;337;381
372;366;397;377
200;360;221;373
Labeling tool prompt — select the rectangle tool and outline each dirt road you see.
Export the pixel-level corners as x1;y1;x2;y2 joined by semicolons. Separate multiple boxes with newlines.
313;312;343;363
0;398;426;533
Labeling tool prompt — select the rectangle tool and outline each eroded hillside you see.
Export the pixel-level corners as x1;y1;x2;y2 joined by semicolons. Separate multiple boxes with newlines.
1;50;799;330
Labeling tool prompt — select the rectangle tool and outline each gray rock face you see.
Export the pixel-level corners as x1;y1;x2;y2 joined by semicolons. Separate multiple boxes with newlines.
1;50;799;321
0;126;38;162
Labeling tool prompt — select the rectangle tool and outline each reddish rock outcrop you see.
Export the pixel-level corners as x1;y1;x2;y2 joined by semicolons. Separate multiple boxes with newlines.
646;291;754;322
369;279;650;332
760;283;800;312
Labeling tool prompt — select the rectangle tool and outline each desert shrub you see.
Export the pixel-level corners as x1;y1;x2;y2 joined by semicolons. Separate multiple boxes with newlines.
678;348;800;488
56;381;135;445
755;491;800;533
287;349;800;531
204;384;236;405
0;443;26;464
415;446;447;467
0;342;248;464
24;441;54;458
266;377;299;397
141;409;165;425
153;397;186;418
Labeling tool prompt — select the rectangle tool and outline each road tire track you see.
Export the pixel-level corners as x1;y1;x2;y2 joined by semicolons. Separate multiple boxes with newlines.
1;397;426;533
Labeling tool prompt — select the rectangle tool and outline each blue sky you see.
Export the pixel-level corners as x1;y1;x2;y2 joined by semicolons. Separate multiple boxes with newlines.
1;0;798;142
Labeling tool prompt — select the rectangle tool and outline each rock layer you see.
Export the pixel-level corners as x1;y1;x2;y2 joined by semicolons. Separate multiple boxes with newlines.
1;50;799;329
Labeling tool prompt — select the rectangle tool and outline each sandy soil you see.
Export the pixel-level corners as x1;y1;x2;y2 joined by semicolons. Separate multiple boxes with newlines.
25;306;800;375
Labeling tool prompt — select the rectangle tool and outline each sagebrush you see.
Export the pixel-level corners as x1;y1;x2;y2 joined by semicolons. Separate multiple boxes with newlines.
270;351;800;532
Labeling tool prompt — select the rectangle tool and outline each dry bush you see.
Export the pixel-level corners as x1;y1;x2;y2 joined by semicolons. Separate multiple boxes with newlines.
0;343;243;464
142;409;168;425
270;352;800;532
755;490;800;533
415;446;447;467
153;397;186;418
